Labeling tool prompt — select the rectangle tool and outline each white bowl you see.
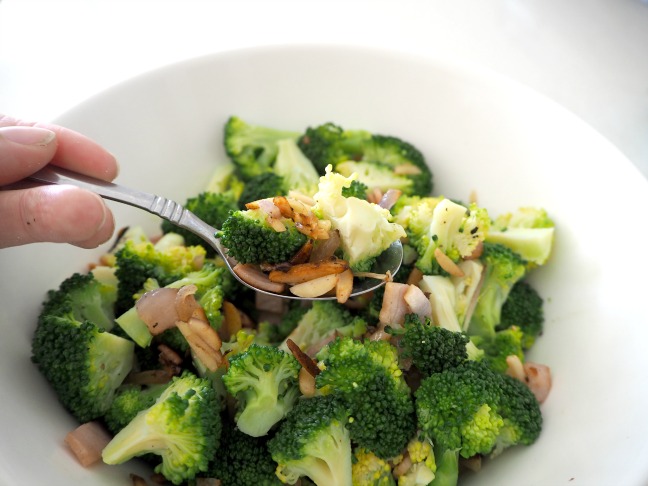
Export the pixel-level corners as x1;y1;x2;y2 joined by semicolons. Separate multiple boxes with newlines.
2;45;647;485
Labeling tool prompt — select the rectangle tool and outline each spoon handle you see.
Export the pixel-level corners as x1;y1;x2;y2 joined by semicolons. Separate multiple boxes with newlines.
27;166;225;256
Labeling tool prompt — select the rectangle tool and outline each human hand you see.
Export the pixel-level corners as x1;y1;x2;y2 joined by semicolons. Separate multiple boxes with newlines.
0;115;117;249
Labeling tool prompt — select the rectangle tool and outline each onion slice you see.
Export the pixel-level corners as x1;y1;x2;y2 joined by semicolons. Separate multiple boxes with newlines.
135;287;180;335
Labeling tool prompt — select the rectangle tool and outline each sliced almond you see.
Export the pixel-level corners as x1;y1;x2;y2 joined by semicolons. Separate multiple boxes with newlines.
434;247;465;277
393;163;422;175
298;367;317;397
285;338;321;377
65;421;112;467
269;258;349;284
289;240;314;265
233;263;286;294
406;267;424;286
221;301;243;341
378;282;410;326
289;273;339;298
335;269;354;304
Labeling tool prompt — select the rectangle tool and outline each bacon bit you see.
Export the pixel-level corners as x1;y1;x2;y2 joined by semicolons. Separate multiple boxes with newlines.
335;269;354;304
233;263;287;294
269;258;349;284
130;474;148;486
434;247;465;277
286;338;321;377
524;362;552;403
220;301;243;341
125;369;175;385
393;163;422;176
298;367;317;397
366;187;384;205
64;421;112;467
289;273;339;298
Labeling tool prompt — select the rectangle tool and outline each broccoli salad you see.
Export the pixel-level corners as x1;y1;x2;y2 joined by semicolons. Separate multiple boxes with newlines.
33;116;555;486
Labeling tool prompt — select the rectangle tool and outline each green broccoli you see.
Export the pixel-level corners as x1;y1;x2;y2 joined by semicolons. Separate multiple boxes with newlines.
113;238;206;315
39;271;116;331
224;116;301;180
468;242;527;339
205;418;282;485
256;303;309;345
298;122;371;174
279;300;367;355
352;448;396;486
32;316;134;423
268;395;353;486
274;137;321;196
415;360;541;468
404;197;490;276
298;124;433;196
217;207;307;265
316;337;417;459
102;371;221;485
395;435;437;486
475;326;526;375
238;172;286;208
487;207;555;268
312;166;406;272
498;280;544;349
104;384;166;434
399;313;469;376
222;344;301;437
341;178;369;199
160;191;238;254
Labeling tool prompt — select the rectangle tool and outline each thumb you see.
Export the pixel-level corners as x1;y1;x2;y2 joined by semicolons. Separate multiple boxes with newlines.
0;126;57;185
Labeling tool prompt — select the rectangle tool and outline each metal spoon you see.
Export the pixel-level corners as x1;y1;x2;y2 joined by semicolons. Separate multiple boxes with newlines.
27;166;403;300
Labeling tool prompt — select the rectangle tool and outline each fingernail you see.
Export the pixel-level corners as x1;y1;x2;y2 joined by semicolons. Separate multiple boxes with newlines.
0;126;56;146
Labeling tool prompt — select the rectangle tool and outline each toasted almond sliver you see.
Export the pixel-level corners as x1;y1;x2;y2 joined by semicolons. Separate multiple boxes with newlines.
186;309;221;351
269;258;349;284
221;301;243;342
335;269;354;304
289;273;339;298
434;247;465;277
177;320;222;372
353;271;390;281
285;338;321;377
298;367;317;397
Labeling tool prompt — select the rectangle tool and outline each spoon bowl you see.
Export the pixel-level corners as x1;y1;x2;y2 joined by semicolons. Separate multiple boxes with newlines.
27;166;403;299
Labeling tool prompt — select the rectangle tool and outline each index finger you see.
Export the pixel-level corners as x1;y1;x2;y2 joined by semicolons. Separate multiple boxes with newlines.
0;115;119;182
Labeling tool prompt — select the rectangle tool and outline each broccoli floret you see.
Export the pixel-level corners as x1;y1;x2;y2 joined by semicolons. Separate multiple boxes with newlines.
279;300;367;355
400;313;469;376
298;122;371;174
468;242;527;339
102;371;221;485
298;124;433;196
352;448;396;486
498;280;544;349
415;360;542;466
104;384;166;434
205;418;282;485
224;116;301;180
39;271;116;331
238;172;286;208
222;344;301;437
394;435;437;486
341;178;369;199
475;326;526;375
161;191;238;254
218;207;307;265
487;207;555;268
274;137;321;196
316;337;417;459
406;198;490;276
113;239;206;315
313;166;406;272
32;314;134;423
256;303;309;345
268;395;353;486
336;161;416;195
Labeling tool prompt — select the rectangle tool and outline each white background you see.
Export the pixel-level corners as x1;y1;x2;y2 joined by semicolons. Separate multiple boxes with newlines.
2;0;647;179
